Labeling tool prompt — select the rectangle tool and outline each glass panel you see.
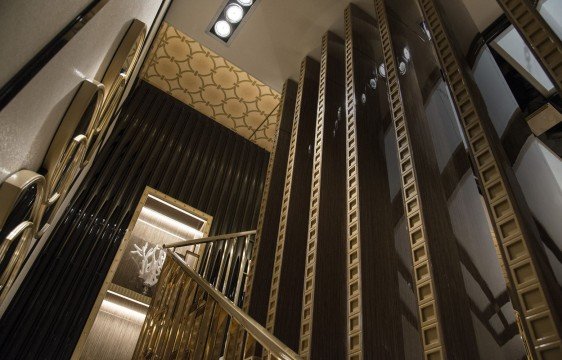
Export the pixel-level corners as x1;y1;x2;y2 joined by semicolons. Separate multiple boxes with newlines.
491;26;555;96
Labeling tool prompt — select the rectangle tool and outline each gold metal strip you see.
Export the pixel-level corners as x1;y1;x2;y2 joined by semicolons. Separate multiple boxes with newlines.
241;81;291;358
373;1;445;359
418;0;562;357
298;33;328;360
265;59;307;334
343;8;364;359
496;0;562;91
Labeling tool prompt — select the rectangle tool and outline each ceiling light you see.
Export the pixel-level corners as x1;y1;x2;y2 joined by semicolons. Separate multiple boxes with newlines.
237;0;253;6
225;4;244;23
378;63;386;78
214;20;232;38
399;61;407;75
403;47;411;62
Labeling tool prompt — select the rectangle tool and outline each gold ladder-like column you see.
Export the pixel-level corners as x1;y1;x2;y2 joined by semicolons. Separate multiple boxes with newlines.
373;1;445;359
496;0;562;91
418;0;562;358
265;59;307;334
298;33;328;360
343;8;365;360
241;82;291;357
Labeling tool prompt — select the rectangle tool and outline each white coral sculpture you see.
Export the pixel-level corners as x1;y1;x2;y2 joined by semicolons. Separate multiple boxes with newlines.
131;242;167;287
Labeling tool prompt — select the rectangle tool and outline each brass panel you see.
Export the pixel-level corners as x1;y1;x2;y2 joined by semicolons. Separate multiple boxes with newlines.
140;22;281;151
373;1;445;359
417;0;562;358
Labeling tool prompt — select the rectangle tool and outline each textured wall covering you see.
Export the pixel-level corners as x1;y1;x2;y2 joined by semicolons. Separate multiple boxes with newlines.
140;22;281;151
0;80;268;359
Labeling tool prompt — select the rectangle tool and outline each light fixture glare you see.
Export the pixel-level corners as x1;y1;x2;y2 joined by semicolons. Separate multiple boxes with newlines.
225;3;244;23
214;20;232;38
378;63;386;78
237;0;253;6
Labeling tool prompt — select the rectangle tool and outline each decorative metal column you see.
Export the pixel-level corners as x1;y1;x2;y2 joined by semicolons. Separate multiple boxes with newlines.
266;61;306;336
242;79;298;358
495;0;562;92
417;0;562;358
344;8;365;358
265;57;319;351
298;34;328;360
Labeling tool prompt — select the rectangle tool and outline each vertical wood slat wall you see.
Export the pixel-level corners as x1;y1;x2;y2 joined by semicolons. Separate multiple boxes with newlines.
242;79;298;357
418;0;562;358
265;57;319;351
374;0;485;358
0;81;269;359
345;5;410;359
298;32;347;360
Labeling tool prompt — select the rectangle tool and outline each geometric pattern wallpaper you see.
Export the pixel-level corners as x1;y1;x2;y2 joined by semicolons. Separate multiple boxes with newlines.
140;22;281;151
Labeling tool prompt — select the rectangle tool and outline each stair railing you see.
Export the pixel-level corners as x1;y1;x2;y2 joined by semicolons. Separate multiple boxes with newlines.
133;234;300;360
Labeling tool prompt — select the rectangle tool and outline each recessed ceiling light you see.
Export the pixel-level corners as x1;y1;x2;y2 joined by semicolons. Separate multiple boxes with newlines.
399;61;407;75
403;47;411;62
237;0;253;6
214;20;232;38
378;63;386;78
225;3;244;23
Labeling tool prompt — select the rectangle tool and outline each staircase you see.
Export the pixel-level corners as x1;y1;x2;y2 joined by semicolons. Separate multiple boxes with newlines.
133;231;300;360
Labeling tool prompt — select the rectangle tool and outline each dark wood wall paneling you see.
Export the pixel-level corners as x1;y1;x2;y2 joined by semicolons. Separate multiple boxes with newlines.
273;58;319;351
247;80;297;326
307;32;348;360
384;1;480;357
348;6;408;358
0;80;269;359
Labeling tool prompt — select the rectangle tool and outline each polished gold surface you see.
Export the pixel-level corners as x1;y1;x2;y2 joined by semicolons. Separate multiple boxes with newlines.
0;170;46;304
374;1;445;359
133;250;301;360
140;22;281;151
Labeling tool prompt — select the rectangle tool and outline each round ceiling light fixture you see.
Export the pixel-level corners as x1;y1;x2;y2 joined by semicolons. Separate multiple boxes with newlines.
399;61;407;75
403;47;411;62
378;63;386;78
225;3;244;23
214;20;232;38
237;0;253;6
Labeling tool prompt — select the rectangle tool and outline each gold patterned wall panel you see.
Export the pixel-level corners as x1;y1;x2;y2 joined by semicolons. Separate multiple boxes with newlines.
140;22;280;151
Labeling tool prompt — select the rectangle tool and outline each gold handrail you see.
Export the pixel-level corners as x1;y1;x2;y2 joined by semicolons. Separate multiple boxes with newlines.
167;250;301;360
162;230;256;248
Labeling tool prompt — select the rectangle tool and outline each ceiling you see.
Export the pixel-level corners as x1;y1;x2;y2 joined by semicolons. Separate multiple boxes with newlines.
164;0;497;93
165;0;377;92
140;22;281;151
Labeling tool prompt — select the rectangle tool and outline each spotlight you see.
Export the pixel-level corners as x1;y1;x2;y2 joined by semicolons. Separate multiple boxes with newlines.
214;20;232;38
238;0;253;6
225;3;244;23
399;61;407;75
403;47;411;62
378;63;386;78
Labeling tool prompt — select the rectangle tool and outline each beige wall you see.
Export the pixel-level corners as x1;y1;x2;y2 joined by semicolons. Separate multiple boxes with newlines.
0;0;165;183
